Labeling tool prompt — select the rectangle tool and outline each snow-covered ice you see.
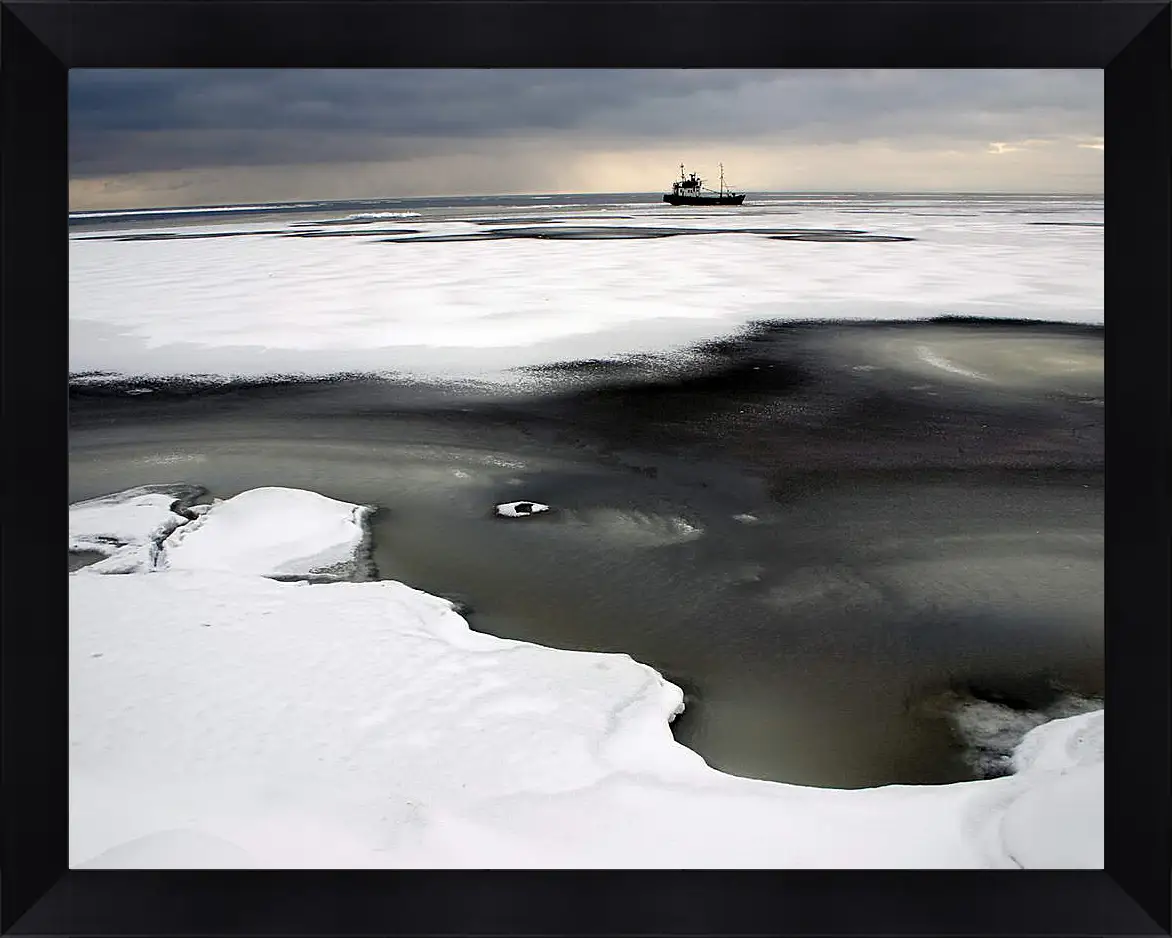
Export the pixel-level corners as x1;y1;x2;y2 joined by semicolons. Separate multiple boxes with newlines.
158;486;372;578
999;711;1105;868
69;198;1103;383
68;483;202;573
494;501;551;518
70;484;1104;869
71;485;372;579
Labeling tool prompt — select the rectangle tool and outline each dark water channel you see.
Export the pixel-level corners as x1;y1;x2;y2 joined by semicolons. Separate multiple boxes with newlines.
69;321;1105;788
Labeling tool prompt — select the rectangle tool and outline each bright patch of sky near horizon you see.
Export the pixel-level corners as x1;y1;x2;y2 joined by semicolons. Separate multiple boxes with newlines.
69;69;1103;210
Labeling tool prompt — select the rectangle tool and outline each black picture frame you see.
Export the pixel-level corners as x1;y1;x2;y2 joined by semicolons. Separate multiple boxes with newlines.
3;2;1169;935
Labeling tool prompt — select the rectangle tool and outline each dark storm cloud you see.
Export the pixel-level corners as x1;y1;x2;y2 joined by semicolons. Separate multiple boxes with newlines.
70;69;1102;177
70;70;754;133
69;69;754;173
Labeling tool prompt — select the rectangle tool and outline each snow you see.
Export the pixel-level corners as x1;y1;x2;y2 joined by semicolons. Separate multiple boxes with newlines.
69;198;1103;383
1012;707;1104;774
70;485;370;578
1000;765;1104;868
1000;712;1105;867
79;830;259;869
159;487;372;578
494;501;551;518
70;484;1104;869
68;484;199;573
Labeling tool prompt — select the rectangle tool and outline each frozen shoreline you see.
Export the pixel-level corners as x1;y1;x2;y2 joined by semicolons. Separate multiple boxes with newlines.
70;485;1104;869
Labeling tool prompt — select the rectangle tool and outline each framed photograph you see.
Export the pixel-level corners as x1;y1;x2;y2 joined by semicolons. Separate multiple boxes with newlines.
3;2;1168;935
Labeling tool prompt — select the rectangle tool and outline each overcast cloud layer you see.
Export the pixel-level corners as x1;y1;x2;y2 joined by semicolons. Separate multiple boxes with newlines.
70;69;1104;209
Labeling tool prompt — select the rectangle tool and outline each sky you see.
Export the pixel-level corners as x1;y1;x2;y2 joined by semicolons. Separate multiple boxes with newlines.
69;69;1104;210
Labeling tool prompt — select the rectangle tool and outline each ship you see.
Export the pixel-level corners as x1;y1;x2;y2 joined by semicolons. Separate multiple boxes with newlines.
662;163;746;206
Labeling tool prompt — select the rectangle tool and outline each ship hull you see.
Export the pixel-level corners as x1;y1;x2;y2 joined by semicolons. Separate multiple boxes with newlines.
662;193;746;206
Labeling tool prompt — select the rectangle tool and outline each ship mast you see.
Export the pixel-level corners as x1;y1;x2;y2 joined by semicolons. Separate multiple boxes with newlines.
719;163;725;196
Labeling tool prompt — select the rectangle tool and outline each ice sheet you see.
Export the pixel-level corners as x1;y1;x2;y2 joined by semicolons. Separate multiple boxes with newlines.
70;199;1103;382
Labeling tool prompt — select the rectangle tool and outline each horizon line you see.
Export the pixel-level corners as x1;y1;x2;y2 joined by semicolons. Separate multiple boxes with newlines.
69;189;1106;216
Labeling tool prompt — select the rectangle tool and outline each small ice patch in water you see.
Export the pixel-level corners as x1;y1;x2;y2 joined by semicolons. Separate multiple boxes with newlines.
494;501;550;518
732;513;760;524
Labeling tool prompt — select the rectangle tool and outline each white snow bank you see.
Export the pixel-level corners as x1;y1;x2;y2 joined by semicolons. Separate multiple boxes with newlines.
1000;711;1105;868
69;567;700;867
79;829;258;869
159;487;371;578
1013;708;1104;774
69;492;1105;870
69;485;197;573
